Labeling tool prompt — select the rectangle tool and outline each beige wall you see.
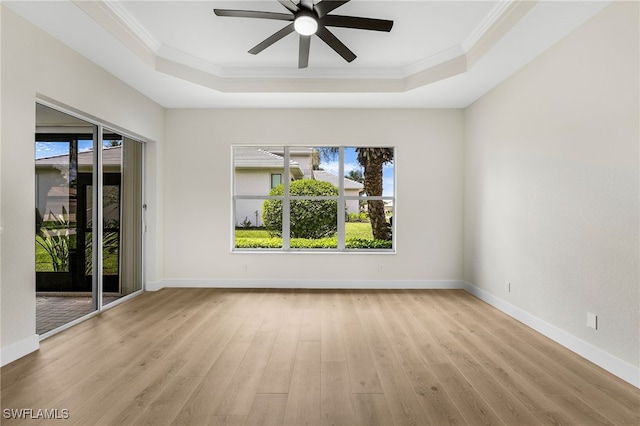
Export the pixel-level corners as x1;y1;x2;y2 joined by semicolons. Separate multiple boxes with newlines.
0;6;164;362
163;108;465;283
464;2;639;369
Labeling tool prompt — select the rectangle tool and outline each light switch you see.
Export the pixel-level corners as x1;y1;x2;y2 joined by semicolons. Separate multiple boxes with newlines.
587;312;598;330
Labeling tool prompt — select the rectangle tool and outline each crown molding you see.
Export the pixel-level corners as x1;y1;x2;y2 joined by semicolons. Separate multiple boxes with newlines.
462;0;514;52
72;0;157;67
465;0;537;68
75;0;526;93
101;0;162;52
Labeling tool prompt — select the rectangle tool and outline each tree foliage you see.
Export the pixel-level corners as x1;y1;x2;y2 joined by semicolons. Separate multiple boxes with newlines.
262;180;338;239
346;169;364;184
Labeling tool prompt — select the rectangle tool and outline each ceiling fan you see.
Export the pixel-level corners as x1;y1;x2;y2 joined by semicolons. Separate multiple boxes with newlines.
213;0;394;68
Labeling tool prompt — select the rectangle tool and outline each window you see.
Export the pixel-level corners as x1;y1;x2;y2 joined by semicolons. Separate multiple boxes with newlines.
270;173;282;188
233;146;395;252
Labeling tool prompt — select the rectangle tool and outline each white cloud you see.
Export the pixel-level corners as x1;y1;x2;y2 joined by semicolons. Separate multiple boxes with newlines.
320;160;361;176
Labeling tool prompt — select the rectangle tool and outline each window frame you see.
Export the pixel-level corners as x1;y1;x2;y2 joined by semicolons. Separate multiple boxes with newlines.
232;146;395;253
270;173;282;189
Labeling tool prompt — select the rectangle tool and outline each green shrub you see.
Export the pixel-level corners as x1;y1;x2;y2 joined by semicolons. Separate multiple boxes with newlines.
263;180;338;239
290;237;337;249
235;238;283;249
346;212;370;223
346;238;393;249
235;237;391;249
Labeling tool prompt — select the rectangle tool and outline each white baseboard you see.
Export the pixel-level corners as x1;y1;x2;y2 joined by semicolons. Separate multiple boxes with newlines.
463;281;640;389
151;279;466;291
145;280;163;291
1;334;39;367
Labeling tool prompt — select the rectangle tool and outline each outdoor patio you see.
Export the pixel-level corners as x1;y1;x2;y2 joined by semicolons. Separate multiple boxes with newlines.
36;295;120;335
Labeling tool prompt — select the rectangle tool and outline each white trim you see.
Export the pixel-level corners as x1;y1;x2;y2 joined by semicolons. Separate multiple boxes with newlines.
463;281;640;389
152;279;465;291
102;0;162;53
77;0;519;85
145;281;163;291
462;0;514;52
1;335;39;367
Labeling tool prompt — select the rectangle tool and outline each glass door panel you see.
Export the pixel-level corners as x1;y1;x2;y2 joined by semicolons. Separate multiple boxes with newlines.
102;133;143;306
35;105;144;334
35;105;97;335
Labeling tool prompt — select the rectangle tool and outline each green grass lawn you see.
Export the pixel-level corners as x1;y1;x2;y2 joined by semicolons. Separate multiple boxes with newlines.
345;222;374;240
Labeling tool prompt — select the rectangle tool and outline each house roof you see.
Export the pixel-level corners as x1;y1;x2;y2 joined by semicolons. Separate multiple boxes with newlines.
313;170;364;191
234;147;303;179
35;146;122;167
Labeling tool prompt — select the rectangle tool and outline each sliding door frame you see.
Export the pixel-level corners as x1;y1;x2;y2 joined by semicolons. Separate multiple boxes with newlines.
36;98;149;337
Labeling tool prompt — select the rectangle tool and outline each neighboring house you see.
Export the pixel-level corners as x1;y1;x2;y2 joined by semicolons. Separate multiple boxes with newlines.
311;170;363;216
234;147;303;227
35;146;122;223
234;147;364;226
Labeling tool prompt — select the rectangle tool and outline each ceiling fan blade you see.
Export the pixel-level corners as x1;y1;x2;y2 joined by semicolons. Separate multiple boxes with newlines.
299;35;311;68
277;0;299;14
316;26;356;63
248;23;296;55
314;0;350;17
322;15;393;32
214;9;294;21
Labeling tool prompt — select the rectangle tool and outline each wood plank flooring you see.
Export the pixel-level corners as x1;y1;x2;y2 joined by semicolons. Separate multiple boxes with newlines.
1;288;638;425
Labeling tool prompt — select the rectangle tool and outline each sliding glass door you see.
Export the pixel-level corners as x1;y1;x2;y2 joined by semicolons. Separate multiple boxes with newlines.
35;104;144;335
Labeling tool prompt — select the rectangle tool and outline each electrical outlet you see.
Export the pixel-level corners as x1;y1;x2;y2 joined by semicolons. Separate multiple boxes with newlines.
242;264;248;271
587;312;598;330
378;264;384;272
506;281;511;292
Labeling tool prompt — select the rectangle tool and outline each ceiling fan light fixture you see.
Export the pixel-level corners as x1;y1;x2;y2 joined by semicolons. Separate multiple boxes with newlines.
294;15;318;35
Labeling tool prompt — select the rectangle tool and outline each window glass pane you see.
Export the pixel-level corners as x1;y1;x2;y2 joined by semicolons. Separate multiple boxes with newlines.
117;138;144;302
35;141;74;275
235;199;282;249
270;173;282;188
35;103;98;334
346;147;394;250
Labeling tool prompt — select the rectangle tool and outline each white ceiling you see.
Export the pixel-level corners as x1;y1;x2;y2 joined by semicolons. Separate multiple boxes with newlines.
6;0;610;108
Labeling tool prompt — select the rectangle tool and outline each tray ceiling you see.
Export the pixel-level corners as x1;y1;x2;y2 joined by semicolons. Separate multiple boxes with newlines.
5;1;610;108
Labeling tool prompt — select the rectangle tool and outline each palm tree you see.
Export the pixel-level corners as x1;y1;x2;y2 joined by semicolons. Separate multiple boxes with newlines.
346;169;364;184
318;147;393;241
356;148;393;241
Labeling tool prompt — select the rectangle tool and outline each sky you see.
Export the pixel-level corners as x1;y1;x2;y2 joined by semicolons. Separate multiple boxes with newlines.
319;147;394;197
36;140;93;160
35;140;109;159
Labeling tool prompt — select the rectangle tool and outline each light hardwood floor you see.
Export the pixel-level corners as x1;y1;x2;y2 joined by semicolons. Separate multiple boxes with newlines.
1;289;638;425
